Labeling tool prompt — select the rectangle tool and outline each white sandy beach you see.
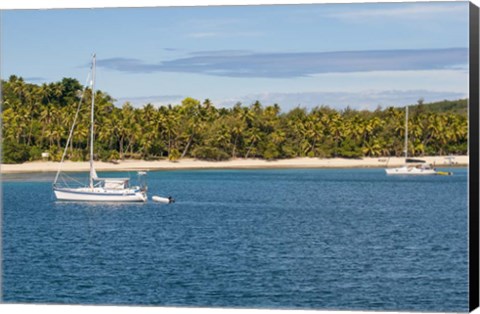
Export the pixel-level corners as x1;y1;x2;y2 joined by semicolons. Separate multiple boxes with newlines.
0;156;468;174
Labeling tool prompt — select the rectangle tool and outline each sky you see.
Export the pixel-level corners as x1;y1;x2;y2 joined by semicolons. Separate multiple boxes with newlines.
0;0;471;111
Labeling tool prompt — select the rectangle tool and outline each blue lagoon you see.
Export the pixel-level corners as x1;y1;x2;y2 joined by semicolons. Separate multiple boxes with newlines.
2;168;468;311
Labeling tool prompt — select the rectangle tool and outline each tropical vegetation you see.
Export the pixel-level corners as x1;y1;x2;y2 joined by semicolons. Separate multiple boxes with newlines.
1;76;468;163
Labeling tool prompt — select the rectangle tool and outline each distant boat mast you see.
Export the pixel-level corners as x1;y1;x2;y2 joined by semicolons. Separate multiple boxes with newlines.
404;106;408;160
90;54;96;189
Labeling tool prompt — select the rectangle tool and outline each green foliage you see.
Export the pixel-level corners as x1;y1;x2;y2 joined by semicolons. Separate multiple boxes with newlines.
69;149;87;162
338;138;363;158
192;146;230;161
0;75;469;164
168;148;181;162
411;99;467;116
98;149;118;162
262;142;280;160
48;148;63;162
93;149;121;162
2;141;30;163
29;146;43;161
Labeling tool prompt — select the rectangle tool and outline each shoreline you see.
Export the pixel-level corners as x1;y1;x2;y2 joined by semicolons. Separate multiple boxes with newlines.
0;156;468;174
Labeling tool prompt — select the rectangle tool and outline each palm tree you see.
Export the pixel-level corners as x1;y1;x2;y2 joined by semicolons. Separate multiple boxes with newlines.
163;108;180;157
178;97;207;158
245;127;262;158
304;115;324;156
325;112;344;157
117;102;135;159
363;139;383;157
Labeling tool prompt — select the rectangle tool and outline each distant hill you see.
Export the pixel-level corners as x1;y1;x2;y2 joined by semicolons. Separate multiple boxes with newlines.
410;99;468;116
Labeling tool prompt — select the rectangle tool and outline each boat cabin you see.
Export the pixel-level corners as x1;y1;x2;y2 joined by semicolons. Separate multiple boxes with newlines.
95;178;130;190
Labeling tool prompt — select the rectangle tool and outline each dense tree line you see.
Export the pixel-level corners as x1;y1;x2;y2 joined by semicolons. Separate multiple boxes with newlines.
1;76;468;163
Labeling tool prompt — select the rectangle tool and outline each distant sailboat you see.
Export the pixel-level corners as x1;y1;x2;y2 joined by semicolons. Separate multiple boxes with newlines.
53;54;147;202
385;106;438;175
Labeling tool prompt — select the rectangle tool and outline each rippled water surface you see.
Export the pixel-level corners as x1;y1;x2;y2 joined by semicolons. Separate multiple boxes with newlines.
2;168;469;311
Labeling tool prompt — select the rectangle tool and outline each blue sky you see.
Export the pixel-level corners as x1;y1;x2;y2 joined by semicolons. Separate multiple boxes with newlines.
1;1;470;111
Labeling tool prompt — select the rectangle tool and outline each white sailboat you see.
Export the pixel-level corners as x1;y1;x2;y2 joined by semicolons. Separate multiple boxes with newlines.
53;54;147;202
385;106;438;175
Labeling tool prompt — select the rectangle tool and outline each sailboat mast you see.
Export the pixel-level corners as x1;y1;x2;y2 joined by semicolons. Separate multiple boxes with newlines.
89;54;96;188
404;105;408;160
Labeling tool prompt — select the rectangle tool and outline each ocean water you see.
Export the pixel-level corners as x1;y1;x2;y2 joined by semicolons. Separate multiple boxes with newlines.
2;168;469;311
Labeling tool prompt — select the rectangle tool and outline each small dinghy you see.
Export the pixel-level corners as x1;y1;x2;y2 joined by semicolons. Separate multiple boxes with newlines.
436;171;453;176
152;196;175;204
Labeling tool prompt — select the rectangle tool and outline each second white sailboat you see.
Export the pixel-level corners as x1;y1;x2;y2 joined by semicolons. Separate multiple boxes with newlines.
385;106;438;175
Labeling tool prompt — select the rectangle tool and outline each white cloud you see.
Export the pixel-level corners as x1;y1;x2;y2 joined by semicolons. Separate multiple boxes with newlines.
217;89;467;111
115;95;185;107
98;48;468;78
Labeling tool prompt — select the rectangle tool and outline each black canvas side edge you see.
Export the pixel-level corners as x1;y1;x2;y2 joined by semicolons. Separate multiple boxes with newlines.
470;1;480;312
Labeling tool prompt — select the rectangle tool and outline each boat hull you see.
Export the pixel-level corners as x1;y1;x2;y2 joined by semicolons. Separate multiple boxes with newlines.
385;166;437;175
54;187;147;202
